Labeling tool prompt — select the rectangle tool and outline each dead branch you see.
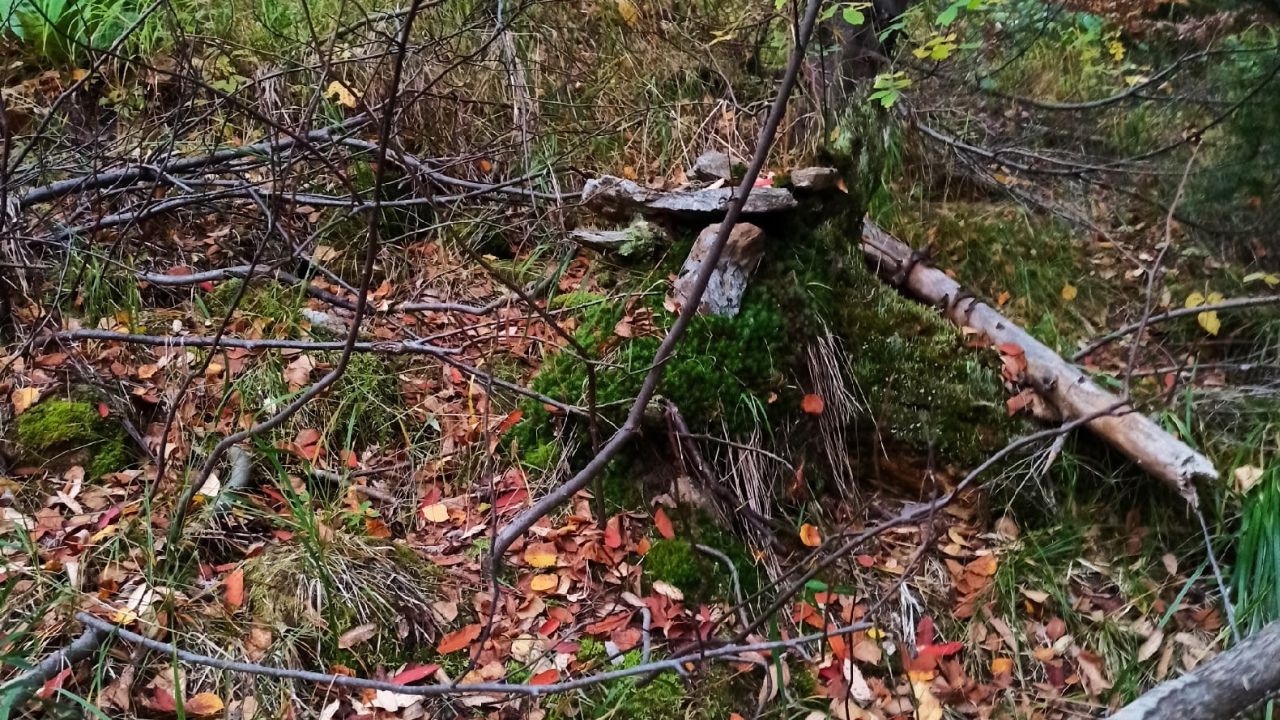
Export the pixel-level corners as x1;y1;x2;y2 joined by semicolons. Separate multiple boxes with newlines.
72;611;867;698
0;626;109;714
861;218;1217;503
1108;619;1280;720
1073;295;1280;361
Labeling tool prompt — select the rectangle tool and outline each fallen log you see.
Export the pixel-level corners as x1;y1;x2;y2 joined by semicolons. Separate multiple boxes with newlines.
582;175;797;218
1108;619;1280;720
860;219;1217;503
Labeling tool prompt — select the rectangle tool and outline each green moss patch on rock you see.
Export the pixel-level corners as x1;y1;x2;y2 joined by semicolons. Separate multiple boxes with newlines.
16;398;131;478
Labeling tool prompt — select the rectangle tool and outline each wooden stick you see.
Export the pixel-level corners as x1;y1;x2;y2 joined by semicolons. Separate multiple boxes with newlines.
1108;620;1280;720
860;219;1217;503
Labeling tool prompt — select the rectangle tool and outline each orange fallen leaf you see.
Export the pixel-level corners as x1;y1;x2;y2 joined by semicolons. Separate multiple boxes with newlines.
991;657;1014;674
654;507;675;539
223;567;244;610
530;574;558;592
801;393;825;415
185;692;225;716
436;623;482;654
799;523;822;547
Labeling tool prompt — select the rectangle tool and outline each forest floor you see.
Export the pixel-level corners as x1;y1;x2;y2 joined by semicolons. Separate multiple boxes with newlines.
2;1;1279;719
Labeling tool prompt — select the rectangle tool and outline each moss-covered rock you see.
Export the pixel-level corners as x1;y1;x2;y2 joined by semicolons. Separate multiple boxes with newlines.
16;398;131;478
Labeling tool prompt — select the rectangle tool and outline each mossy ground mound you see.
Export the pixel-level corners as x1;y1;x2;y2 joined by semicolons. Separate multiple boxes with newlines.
15;398;130;478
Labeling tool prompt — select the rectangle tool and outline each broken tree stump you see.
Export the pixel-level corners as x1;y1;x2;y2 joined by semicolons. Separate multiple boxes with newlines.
582;175;797;219
860;219;1218;502
666;222;765;317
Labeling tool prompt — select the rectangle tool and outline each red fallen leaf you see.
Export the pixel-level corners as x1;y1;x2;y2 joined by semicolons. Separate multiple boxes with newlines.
611;627;642;651
198;281;215;292
604;515;623;549
585;612;632;635
529;669;559;686
801;393;825;415
495;488;529;511
166;265;194;276
294;428;321;448
538;618;561;636
37;667;72;699
653;507;675;540
97;505;122;529
340;449;359;469
223;567;245;610
997;343;1025;357
496;409;524;434
855;554;875;568
905;616;963;673
151;686;178;712
97;403;110;418
437;623;482;654
390;664;441;685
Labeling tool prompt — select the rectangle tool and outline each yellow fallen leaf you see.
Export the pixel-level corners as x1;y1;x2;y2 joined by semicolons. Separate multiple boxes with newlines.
1184;291;1206;309
524;542;558;568
421;503;449;523
325;80;359;109
11;387;40;415
911;678;944;720
529;574;557;592
1197;310;1221;336
799;523;822;547
615;0;639;26
1061;283;1078;301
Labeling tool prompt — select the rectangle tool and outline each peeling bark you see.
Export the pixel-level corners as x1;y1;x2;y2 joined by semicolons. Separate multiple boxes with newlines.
1109;620;1280;720
860;219;1218;502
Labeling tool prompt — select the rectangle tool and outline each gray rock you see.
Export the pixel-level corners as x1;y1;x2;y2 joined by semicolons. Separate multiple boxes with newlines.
569;219;664;257
688;150;733;182
666;222;765;317
582;175;796;218
790;166;841;191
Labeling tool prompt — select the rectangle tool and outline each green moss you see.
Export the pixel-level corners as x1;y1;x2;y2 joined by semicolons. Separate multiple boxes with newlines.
549;646;748;720
643;515;759;603
17;399;103;450
16;399;131;477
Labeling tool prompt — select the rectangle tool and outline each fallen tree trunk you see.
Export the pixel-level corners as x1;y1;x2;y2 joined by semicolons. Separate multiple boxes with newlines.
860;219;1217;503
1108;619;1280;720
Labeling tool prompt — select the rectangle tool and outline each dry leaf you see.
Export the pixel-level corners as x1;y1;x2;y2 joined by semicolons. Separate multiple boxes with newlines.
910;678;944;720
524;542;558;568
615;0;639;26
990;657;1014;674
325;80;359;109
530;574;558;592
653;507;674;539
185;692;225;716
223;567;244;610
1061;283;1078;301
799;523;822;547
652;580;684;601
801;393;825;415
337;623;377;649
421;503;449;523
1138;630;1164;662
11;387;40;415
437;623;482;654
1234;465;1265;494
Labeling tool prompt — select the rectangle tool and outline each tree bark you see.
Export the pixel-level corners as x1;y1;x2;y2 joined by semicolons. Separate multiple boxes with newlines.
1109;620;1280;720
860;219;1218;503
